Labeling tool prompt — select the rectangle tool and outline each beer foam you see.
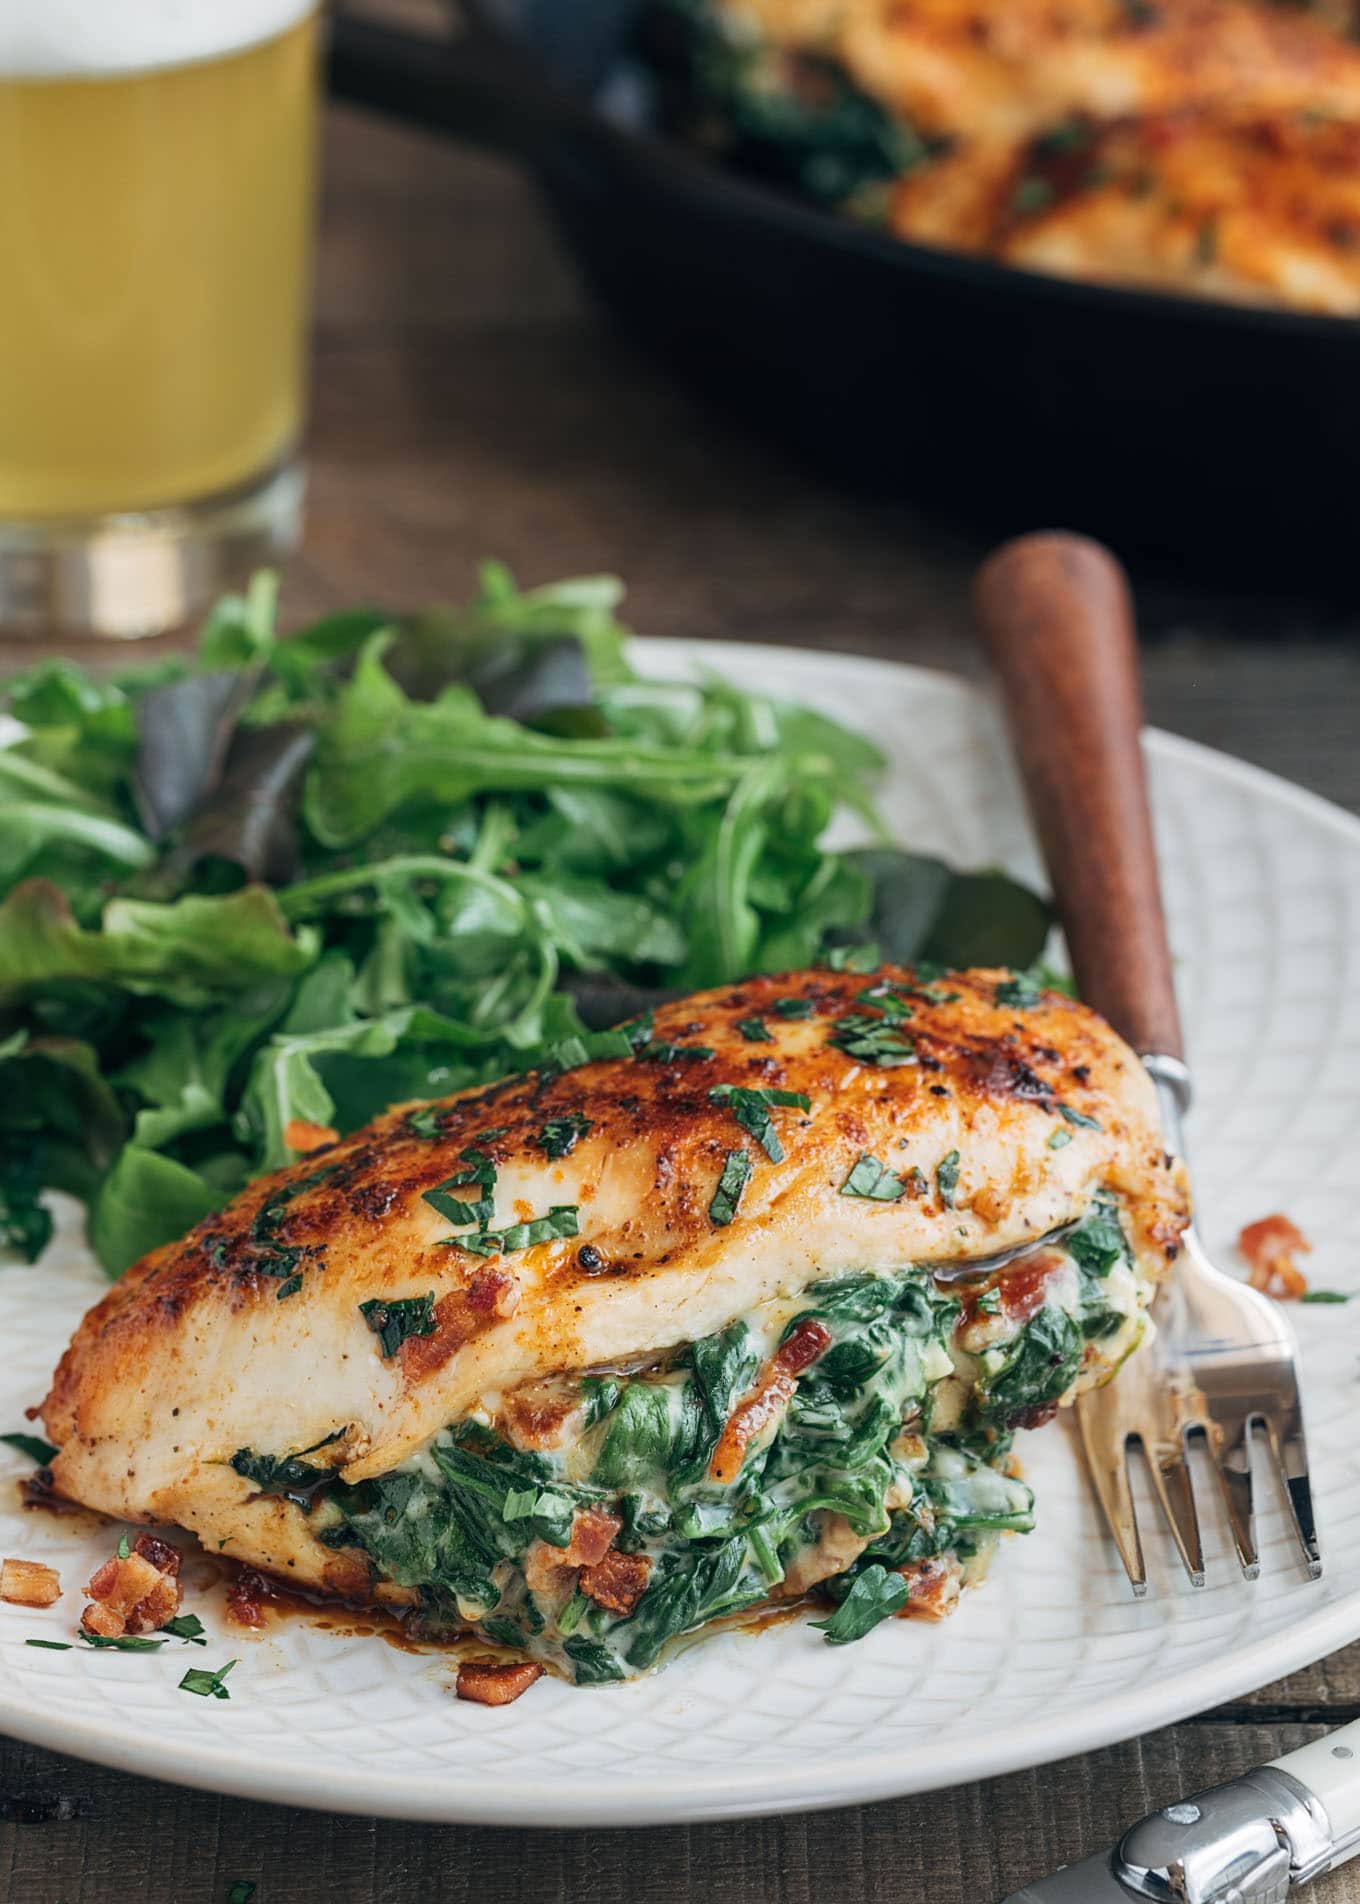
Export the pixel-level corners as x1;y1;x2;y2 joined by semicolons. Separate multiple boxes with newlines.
0;0;315;79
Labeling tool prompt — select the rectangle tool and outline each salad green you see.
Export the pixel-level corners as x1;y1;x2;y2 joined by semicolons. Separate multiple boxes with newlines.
0;565;1050;1278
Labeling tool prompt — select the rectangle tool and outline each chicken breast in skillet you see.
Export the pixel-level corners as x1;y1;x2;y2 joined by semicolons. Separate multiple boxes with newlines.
685;0;1360;311
42;965;1188;1688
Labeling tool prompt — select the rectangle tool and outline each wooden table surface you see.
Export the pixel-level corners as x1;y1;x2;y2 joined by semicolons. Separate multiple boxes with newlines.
4;54;1360;1904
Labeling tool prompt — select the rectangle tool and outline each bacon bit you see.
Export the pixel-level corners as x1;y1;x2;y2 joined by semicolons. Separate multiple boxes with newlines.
399;1269;520;1381
0;1558;61;1607
1010;1400;1061;1431
1239;1214;1312;1300
455;1659;543;1706
897;1554;962;1622
563;1507;622;1568
499;1380;580;1452
284;1119;339;1153
959;1251;1063;1330
226;1566;278;1629
580;1548;652;1615
81;1533;183;1638
708;1317;832;1485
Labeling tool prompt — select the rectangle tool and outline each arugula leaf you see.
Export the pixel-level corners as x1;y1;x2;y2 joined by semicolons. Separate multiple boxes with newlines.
360;1292;438;1358
839;1154;906;1201
0;1137;53;1264
0;880;314;1010
708;1084;811;1163
89;1145;221;1279
709;1149;753;1226
810;1563;909;1643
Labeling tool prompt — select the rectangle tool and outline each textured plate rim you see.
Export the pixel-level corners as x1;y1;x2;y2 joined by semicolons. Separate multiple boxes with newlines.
1;637;1357;1828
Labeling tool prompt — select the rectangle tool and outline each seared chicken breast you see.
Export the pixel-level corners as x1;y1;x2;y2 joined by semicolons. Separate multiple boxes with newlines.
43;966;1188;1683
688;0;1360;311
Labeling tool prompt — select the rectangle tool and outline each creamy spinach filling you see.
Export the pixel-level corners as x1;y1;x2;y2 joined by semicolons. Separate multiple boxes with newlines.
259;1194;1142;1684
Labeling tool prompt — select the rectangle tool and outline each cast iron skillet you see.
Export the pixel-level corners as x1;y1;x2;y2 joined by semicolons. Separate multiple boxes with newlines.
328;4;1359;575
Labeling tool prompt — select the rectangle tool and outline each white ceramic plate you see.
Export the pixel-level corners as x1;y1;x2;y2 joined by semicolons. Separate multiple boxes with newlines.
2;639;1358;1827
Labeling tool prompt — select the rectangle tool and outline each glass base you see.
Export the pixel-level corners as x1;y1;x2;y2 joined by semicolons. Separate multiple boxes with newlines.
0;459;304;641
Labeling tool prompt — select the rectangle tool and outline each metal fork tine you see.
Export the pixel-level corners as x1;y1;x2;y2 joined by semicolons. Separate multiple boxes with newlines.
1262;1411;1323;1580
1144;1435;1205;1589
1077;1407;1146;1597
1206;1422;1260;1582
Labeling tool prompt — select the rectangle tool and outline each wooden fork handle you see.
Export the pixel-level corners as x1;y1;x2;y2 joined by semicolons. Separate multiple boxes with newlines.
972;531;1184;1063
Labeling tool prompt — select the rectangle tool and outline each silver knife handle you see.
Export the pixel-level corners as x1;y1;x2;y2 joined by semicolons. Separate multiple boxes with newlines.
1112;1762;1341;1900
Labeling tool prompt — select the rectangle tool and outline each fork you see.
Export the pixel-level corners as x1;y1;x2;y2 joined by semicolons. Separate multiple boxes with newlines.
972;531;1320;1593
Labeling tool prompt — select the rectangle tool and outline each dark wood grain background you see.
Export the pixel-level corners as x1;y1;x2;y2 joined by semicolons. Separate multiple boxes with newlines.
3;17;1359;1898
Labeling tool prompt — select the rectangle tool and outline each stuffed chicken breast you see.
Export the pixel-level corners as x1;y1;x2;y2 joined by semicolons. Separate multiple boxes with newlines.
42;965;1188;1688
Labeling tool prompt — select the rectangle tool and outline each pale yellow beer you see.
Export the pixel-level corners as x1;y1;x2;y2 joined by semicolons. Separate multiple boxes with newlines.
0;5;318;520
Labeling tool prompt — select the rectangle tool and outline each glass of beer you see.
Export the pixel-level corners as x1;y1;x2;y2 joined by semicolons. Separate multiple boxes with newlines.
0;1;320;638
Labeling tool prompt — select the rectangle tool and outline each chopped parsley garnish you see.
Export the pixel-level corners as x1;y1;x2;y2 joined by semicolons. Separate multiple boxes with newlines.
1301;1290;1351;1304
772;997;814;1019
537;1112;592;1159
180;1658;237;1700
995;973;1044;1009
839;1154;907;1202
855;985;914;1021
810;1563;908;1644
227;1885;257;1904
453;1206;580;1256
240;1163;336;1298
974;1287;1003;1317
24;1639;71;1651
163;1614;208;1645
735;1017;773;1042
1058;1104;1102;1131
1;1433;57;1465
79;1630;167;1652
117;1534;131;1560
360;1291;438;1358
406;1107;444;1139
635;1041;715;1063
709;1149;753;1226
936;1150;961;1208
708;1084;811;1163
424;1147;498;1226
829;1013;917;1067
1047;1128;1073;1150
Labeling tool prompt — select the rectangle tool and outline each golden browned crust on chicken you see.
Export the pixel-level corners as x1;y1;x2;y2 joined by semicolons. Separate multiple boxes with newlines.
41;966;1188;1589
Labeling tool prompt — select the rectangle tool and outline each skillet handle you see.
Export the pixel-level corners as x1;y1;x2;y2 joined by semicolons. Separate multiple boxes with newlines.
327;12;592;163
971;532;1185;1064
